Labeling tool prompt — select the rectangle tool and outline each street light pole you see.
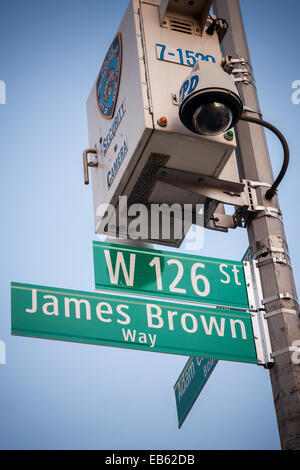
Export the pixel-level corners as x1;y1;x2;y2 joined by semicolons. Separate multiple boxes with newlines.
213;0;300;450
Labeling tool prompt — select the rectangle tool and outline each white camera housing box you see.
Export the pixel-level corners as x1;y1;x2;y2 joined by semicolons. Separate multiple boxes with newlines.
86;0;239;246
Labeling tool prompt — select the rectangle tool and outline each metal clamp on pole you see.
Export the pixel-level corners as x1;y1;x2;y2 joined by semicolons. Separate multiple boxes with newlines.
262;293;299;306
254;246;289;259
221;55;252;73
256;257;292;270
83;149;98;185
253;206;283;221
221;55;256;86
264;308;300;320
271;346;300;359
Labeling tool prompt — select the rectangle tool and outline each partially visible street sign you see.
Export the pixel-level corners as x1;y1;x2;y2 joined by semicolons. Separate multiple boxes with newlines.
173;250;254;427
11;282;257;364
242;247;252;262
93;241;249;309
174;356;218;428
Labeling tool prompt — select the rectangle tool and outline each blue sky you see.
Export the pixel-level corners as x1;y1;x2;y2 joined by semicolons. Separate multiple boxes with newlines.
1;0;300;449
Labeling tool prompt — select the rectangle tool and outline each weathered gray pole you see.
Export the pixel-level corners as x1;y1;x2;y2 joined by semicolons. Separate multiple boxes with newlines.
213;0;300;450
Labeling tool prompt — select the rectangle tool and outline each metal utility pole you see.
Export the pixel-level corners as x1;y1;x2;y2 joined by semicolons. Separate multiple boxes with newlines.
213;0;300;450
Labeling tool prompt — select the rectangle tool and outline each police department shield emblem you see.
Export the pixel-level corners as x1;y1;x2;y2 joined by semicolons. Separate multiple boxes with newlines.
96;33;122;120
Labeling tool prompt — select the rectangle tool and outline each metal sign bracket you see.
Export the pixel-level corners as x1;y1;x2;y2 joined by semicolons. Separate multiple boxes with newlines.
155;167;284;233
243;260;274;367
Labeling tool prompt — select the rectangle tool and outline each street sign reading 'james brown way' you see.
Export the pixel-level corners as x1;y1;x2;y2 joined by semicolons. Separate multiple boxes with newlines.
11;282;257;364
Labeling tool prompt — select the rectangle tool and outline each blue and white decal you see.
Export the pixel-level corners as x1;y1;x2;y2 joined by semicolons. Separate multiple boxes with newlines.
155;44;216;67
179;74;199;104
102;99;126;156
97;33;122;119
107;139;128;188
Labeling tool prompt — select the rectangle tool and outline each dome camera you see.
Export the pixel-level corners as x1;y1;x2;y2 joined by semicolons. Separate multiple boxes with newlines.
179;63;243;136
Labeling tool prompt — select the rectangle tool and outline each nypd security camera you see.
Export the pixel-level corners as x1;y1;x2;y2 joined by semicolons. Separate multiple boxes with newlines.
179;62;243;136
84;0;244;247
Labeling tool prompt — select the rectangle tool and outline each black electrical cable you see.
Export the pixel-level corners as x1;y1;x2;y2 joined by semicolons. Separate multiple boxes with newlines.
206;15;229;36
216;18;229;32
239;114;290;200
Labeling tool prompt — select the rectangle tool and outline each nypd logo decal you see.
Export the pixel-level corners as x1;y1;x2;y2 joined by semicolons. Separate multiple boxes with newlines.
97;33;122;119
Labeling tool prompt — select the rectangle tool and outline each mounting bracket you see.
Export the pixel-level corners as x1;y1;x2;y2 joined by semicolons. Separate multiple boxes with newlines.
243;260;274;367
156;167;259;231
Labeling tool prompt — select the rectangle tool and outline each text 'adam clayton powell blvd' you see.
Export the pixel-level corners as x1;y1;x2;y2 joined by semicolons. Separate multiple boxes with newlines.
11;283;258;364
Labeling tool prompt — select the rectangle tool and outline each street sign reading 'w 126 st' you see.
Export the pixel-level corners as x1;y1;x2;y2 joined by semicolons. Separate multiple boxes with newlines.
93;241;249;309
11;282;257;364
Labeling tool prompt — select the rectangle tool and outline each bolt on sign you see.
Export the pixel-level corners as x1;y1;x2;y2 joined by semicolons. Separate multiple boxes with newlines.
93;241;249;309
11;282;257;364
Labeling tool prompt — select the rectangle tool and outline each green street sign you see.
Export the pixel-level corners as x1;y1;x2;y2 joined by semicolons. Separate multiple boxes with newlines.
174;356;218;428
11;282;257;364
93;242;249;309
